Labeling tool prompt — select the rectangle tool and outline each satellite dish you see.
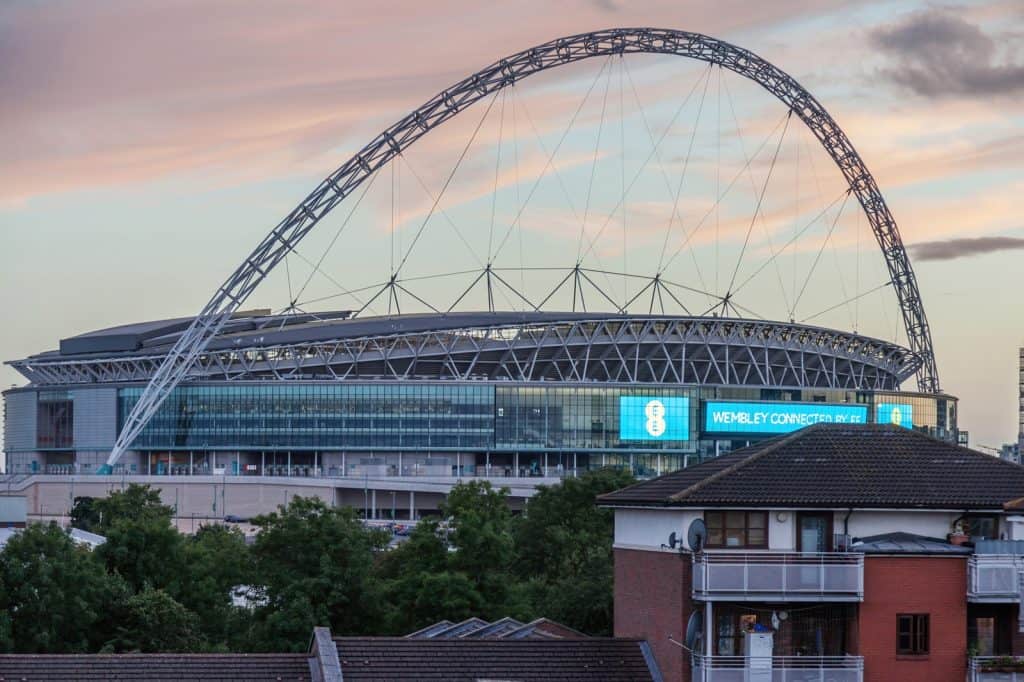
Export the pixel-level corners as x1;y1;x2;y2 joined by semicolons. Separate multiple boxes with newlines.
687;518;708;552
667;531;679;549
685;611;703;650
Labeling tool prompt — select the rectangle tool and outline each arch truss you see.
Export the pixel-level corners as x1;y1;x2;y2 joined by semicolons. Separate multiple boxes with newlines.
105;27;939;468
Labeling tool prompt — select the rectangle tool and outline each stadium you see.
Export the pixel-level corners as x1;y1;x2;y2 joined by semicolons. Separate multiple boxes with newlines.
1;29;959;520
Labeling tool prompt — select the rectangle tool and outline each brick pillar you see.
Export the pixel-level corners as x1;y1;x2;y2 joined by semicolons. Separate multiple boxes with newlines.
614;547;692;682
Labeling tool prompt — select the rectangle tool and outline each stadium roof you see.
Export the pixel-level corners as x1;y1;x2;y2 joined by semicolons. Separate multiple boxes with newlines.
598;424;1024;510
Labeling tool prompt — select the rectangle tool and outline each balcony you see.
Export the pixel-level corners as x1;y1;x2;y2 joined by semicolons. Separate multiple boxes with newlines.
968;554;1024;602
692;655;863;682
969;657;1024;681
692;551;864;602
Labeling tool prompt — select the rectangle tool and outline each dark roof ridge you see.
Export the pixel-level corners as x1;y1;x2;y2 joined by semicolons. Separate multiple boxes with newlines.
667;425;822;503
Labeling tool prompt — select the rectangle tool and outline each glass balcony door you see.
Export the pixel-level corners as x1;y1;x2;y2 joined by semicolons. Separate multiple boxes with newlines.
798;512;833;553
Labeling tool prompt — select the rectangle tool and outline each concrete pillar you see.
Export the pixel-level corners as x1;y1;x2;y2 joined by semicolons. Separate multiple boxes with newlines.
287;452;291;476
371;489;377;520
513;453;518;477
409;490;415;521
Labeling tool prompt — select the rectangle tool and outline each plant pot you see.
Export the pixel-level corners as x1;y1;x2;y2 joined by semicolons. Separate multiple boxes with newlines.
949;533;969;546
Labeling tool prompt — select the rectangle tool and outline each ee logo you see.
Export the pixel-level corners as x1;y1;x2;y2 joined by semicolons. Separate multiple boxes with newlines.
644;399;667;437
887;406;902;426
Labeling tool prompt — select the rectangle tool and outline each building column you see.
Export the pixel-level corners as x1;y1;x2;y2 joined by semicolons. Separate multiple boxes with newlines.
485;452;490;476
398;452;403;476
409;490;415;521
287;452;291;476
705;601;713;656
261;452;265;476
342;452;346;476
314;451;318;476
168;451;172;476
189;452;194;475
543;452;548;477
371;489;377;520
513;453;518;477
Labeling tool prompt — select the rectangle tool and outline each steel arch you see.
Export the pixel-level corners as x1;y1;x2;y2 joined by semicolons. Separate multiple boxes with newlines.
105;27;939;468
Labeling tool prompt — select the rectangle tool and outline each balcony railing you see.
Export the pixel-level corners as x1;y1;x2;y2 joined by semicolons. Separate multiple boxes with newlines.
969;657;1024;681
692;551;864;602
968;555;1024;602
692;655;863;682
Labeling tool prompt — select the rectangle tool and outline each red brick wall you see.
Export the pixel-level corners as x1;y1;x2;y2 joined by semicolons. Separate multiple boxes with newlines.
614;547;692;682
859;556;967;682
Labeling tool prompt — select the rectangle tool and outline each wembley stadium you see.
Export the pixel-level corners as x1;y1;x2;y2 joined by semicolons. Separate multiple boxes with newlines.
0;29;960;520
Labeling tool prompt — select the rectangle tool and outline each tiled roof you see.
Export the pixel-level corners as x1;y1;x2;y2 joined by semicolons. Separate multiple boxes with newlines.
598;424;1024;509
0;653;311;681
334;637;659;681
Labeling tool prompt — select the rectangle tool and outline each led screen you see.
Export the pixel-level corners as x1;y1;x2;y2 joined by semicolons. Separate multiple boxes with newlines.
619;396;690;441
703;401;868;435
876;402;914;429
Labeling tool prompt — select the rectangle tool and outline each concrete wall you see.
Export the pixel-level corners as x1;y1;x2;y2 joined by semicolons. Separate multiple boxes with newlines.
614;547;691;682
72;388;117;454
859;555;967;682
614;508;700;550
3;390;37;461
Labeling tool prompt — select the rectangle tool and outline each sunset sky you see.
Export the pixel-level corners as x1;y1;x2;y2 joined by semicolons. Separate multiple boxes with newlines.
1;0;1022;450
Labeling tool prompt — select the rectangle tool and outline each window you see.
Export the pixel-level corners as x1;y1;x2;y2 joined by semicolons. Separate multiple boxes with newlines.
705;511;768;548
967;515;998;540
897;614;929;655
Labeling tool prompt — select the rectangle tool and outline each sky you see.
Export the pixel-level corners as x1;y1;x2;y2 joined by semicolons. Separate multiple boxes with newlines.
1;0;1022;452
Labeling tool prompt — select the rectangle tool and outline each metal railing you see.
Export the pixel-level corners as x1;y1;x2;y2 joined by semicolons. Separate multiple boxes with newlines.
692;655;863;682
968;555;1024;602
970;657;1024;681
692;551;864;601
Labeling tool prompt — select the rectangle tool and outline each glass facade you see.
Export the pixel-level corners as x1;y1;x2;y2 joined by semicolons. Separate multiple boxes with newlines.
37;391;73;449
118;384;493;451
115;382;956;458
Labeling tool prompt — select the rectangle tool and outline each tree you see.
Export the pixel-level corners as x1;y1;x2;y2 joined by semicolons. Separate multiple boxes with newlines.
70;496;101;532
90;484;173;535
106;588;201;653
379;519;484;633
97;512;186;594
244;497;386;650
512;468;636;635
180;524;252;646
0;523;126;653
442;480;516;616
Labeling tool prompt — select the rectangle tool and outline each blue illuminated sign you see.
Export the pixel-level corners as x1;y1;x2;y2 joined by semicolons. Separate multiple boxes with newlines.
876;402;913;429
619;396;690;441
703;401;868;434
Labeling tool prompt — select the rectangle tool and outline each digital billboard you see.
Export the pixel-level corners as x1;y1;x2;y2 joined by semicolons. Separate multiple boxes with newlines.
703;401;868;435
876;402;914;429
619;396;690;441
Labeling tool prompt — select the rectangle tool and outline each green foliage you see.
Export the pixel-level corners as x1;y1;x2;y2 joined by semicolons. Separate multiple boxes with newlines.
107;588;201;653
243;496;385;650
0;471;632;652
180;524;252;645
441;480;516;616
512;468;635;635
379;519;483;633
91;484;173;535
97;510;186;594
70;496;101;532
0;523;126;653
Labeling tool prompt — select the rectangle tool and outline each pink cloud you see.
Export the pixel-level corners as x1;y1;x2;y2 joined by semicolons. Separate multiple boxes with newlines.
0;0;853;204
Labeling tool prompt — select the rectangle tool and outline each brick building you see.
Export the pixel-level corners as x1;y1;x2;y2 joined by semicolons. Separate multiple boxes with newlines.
600;424;1024;682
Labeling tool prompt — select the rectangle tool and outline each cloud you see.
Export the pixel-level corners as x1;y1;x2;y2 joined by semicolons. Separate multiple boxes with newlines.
869;9;1024;97
908;235;1024;261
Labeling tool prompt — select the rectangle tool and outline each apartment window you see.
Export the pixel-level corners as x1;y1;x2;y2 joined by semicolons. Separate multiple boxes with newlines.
897;614;929;655
967;515;998;540
705;511;768;548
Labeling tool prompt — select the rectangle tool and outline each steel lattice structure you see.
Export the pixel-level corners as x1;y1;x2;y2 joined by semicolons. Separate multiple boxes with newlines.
105;28;939;468
13;315;919;391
